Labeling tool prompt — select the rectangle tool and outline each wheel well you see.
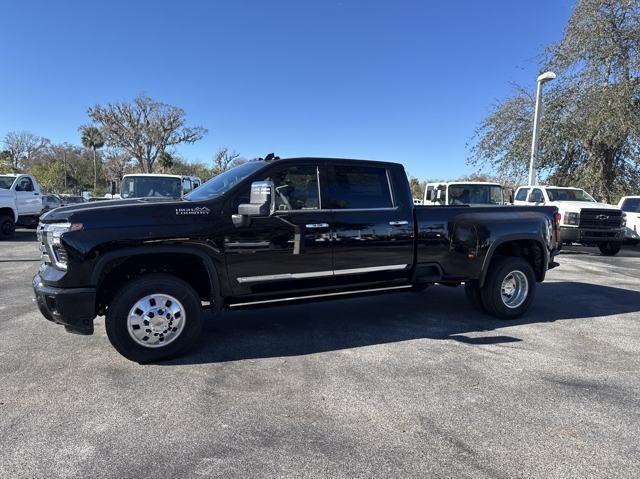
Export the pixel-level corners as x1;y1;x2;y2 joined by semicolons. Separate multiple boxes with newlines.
489;240;545;282
0;207;16;221
96;253;215;314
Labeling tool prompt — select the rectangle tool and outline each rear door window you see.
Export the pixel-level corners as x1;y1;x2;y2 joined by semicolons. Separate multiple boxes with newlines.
326;165;393;209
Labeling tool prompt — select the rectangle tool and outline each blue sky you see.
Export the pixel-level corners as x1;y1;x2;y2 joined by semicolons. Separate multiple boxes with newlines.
0;0;573;180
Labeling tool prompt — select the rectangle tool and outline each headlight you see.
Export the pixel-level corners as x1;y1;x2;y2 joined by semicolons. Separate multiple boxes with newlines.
622;213;627;228
563;212;579;226
39;222;83;270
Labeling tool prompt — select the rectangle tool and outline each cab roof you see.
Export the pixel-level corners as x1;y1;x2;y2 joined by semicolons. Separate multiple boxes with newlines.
122;173;200;180
517;185;584;190
256;156;403;168
427;181;502;186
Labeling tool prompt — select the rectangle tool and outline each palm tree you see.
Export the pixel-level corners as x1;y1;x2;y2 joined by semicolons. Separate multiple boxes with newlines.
80;125;105;192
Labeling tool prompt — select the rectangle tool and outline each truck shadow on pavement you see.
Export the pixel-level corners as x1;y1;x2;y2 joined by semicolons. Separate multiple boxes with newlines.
162;281;640;365
8;229;38;242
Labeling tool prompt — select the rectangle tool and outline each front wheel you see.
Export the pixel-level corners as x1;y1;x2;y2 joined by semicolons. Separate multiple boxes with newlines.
105;274;203;362
598;241;622;256
0;215;15;240
480;256;536;320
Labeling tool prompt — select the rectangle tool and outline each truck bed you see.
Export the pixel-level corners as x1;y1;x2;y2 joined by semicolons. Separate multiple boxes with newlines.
413;205;558;283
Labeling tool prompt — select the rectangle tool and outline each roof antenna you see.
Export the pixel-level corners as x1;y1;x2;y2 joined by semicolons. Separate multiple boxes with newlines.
264;153;279;161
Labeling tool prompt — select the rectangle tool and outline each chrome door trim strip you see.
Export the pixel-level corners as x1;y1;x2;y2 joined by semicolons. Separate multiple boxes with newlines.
236;264;408;283
388;220;409;226
229;285;413;307
237;270;333;283
333;264;408;276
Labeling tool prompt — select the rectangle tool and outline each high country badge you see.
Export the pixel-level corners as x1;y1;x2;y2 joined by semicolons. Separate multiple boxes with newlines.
175;206;211;216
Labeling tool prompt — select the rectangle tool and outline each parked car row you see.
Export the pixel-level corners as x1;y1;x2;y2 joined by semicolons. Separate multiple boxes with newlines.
413;180;637;256
0;172;204;239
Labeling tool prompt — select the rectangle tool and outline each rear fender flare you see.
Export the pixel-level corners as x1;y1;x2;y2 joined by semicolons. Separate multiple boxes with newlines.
479;234;548;288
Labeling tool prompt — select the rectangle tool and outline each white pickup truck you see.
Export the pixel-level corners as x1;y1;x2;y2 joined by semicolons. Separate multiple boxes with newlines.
0;174;43;239
423;181;505;206
513;185;624;255
618;196;640;245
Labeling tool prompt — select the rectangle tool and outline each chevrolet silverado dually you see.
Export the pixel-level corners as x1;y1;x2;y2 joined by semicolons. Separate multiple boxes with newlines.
34;156;560;362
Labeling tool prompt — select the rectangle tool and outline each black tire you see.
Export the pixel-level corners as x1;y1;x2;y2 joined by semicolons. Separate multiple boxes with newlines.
464;281;486;313
598;241;622;256
0;215;15;240
480;256;536;320
105;273;203;362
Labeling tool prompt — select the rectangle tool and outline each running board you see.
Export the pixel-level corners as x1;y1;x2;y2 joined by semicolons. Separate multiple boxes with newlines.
228;285;412;308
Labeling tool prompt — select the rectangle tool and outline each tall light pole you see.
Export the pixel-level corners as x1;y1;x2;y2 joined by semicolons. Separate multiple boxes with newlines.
528;71;556;186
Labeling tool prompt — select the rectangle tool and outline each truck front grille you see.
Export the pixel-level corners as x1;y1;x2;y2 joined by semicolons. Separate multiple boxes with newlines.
579;209;622;229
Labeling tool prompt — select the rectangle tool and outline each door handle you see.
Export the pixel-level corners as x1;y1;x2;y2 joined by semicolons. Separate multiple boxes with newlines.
306;223;329;229
389;220;409;226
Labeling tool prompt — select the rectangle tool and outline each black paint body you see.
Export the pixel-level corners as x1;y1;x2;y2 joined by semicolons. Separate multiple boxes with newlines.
33;158;560;334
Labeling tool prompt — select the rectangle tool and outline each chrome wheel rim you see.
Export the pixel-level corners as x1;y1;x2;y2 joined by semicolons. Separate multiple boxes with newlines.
500;270;529;309
127;294;186;348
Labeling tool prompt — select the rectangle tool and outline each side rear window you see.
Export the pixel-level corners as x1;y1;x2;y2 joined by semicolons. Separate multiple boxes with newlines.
532;189;544;202
326;165;393;209
426;185;434;200
621;198;640;213
515;188;529;201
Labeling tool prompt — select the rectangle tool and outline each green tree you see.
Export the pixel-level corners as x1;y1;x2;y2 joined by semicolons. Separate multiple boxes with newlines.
157;151;175;173
80;125;105;192
408;176;424;199
0;150;11;171
87;95;207;173
470;0;640;202
30;161;66;193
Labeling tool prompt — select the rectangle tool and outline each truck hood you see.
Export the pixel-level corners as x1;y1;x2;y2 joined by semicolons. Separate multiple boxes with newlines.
40;197;216;227
552;201;620;212
0;189;15;199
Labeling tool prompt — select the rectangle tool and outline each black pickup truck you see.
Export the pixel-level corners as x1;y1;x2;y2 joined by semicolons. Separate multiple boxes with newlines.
34;156;560;361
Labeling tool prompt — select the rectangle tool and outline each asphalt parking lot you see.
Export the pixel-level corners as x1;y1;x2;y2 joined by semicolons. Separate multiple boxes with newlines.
1;230;639;478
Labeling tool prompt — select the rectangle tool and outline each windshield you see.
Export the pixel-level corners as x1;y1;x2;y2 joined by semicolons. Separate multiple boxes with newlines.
121;176;182;199
621;198;640;213
185;161;266;201
447;184;503;205
546;188;595;202
0;176;16;189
